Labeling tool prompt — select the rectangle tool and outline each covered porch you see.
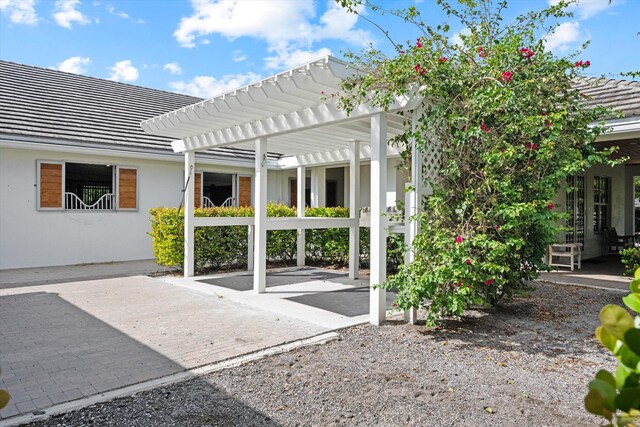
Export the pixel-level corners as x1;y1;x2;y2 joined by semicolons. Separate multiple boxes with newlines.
141;56;424;325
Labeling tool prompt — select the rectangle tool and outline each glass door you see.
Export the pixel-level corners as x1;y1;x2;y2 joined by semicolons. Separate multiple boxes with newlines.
566;175;585;245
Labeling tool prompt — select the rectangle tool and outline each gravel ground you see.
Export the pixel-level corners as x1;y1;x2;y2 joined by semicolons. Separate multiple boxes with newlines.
25;281;621;427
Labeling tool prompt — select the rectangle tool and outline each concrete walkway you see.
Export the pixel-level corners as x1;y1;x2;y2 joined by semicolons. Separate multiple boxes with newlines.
0;274;328;421
540;256;628;291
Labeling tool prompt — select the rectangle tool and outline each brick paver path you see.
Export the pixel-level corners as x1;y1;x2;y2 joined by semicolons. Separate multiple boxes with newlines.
0;276;327;419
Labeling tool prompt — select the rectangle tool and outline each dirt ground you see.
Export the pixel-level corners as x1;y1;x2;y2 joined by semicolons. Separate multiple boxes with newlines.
26;281;621;426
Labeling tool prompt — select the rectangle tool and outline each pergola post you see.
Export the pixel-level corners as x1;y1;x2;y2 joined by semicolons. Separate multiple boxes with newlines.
370;112;387;325
253;137;268;293
296;166;306;267
183;150;196;278
310;167;326;207
349;140;360;280
404;109;422;324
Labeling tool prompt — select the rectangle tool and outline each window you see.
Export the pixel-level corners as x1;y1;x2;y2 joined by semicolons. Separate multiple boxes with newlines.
593;176;610;233
566;175;585;244
202;172;235;207
37;160;138;211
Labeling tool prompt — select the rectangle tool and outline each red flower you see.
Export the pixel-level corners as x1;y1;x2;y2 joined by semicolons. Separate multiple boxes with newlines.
465;259;472;265
500;71;513;83
455;235;463;244
519;47;535;59
478;47;488;58
495;225;501;231
545;119;552;128
584;60;591;67
414;64;421;73
438;57;448;63
485;279;495;286
574;60;590;68
524;142;539;150
420;67;426;75
393;302;398;308
416;38;422;49
481;123;490;133
547;203;554;211
454;282;462;287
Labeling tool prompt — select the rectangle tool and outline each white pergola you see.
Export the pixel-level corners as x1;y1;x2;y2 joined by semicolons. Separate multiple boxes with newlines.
142;56;423;325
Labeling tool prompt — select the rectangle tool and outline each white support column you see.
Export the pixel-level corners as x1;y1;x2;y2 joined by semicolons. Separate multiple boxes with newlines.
404;109;422;324
253;137;268;293
247;225;254;271
370;113;387;325
183;150;196;277
310;167;326;207
349;140;360;280
296;166;306;267
343;166;350;207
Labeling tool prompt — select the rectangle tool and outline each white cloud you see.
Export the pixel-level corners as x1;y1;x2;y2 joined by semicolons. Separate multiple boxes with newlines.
174;0;372;69
108;60;139;82
0;0;38;25
106;4;145;24
163;62;182;75
169;72;261;99
544;21;582;52
53;0;90;29
232;49;246;62
549;0;613;20
55;56;91;74
450;27;471;46
265;47;332;70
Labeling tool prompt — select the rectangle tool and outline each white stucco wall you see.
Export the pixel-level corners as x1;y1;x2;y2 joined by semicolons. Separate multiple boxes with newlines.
0;147;256;269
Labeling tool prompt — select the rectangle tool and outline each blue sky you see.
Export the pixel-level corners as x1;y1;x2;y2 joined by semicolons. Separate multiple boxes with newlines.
1;0;638;99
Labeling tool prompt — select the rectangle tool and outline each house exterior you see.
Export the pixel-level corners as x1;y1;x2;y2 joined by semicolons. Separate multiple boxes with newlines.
553;78;640;259
0;60;407;270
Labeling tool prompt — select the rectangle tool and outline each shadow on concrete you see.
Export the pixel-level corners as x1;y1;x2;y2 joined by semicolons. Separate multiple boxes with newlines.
197;268;346;292
286;287;397;317
0;291;268;424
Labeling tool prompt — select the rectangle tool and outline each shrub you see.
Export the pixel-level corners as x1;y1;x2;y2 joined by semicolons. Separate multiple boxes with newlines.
148;204;402;274
621;248;640;277
0;368;9;410
585;268;640;425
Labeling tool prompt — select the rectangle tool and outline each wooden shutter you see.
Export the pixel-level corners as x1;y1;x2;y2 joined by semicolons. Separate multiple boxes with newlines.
38;161;64;210
194;172;202;208
117;167;138;210
238;176;252;207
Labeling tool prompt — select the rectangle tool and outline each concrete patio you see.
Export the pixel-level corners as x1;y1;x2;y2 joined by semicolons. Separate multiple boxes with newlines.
0;265;392;423
539;255;628;291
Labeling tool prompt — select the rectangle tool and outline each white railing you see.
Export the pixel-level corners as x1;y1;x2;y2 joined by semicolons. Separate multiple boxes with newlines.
65;192;115;210
203;196;235;208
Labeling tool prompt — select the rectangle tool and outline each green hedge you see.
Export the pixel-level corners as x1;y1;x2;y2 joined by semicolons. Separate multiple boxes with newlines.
149;204;402;274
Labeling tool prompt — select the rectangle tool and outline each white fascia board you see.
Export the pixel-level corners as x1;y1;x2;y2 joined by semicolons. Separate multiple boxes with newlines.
597;115;640;141
0;136;257;168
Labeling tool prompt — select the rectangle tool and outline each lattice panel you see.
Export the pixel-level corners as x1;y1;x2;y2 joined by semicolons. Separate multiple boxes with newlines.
420;139;442;195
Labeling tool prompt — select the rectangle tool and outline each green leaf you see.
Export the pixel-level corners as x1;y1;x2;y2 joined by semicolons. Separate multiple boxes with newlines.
597;326;621;353
619;345;640;371
624;294;640;313
600;305;635;341
584;388;610;419
634;268;640;280
617;364;633;389
630;278;640;293
595;370;617;389
0;389;10;410
625;329;640;357
614;387;640;413
588;379;617;412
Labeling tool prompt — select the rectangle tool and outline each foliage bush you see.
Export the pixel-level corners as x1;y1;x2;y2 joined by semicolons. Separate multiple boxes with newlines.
585;268;640;425
0;368;9;410
149;204;401;274
621;248;640;277
337;0;619;324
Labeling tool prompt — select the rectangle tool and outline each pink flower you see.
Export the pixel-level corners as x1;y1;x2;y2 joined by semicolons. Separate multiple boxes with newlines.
501;71;513;83
485;279;495;286
455;235;463;244
465;259;472;265
438;57;448;63
584;60;591;67
519;47;535;59
481;123;490;133
574;60;590;68
416;38;422;49
547;203;554;211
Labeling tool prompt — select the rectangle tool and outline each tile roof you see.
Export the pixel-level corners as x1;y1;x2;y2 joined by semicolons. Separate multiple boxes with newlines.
0;60;259;161
574;77;640;118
